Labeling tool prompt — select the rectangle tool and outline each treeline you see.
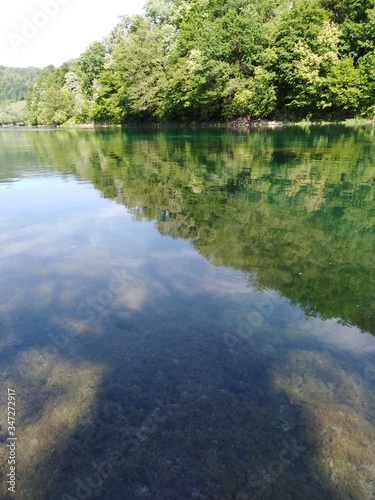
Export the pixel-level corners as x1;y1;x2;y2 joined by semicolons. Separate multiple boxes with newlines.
0;66;41;103
25;0;375;125
0;66;41;126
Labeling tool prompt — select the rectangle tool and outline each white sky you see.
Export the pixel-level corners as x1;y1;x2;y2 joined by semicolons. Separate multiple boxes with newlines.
0;0;146;68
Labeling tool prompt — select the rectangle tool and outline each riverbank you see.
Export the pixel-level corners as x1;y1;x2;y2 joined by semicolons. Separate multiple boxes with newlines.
65;116;375;130
4;117;374;130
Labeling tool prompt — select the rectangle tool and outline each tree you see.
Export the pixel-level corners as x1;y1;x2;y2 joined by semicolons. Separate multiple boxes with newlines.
24;66;74;125
358;52;375;115
111;16;168;121
90;71;124;123
274;1;344;116
0;101;26;125
77;42;107;98
38;86;73;126
63;71;85;119
322;58;365;115
223;67;277;119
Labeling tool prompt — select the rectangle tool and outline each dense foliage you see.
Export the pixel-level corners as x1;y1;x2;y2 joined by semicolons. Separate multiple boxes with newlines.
0;66;41;125
25;0;375;125
0;66;41;103
0;101;26;125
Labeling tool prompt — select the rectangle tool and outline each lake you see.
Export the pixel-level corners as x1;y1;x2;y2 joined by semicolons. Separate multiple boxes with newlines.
0;125;374;499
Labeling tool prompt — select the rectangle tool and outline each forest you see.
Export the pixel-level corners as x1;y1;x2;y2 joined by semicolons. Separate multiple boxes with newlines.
18;0;375;125
0;66;41;125
0;66;41;103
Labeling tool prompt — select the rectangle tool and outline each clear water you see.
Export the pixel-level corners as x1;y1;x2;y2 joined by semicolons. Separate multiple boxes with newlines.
0;126;374;499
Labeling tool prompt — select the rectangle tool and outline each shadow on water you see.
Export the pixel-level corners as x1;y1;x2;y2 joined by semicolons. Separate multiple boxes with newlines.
0;125;374;499
1;279;375;499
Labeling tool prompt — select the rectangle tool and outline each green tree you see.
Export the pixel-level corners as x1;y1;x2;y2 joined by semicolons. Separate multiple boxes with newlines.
77;42;107;98
163;0;277;120
274;1;346;116
38;86;73;126
24;66;74;125
90;71;124;123
111;16;168;121
358;52;375;115
223;67;277;119
0;101;26;125
24;66;56;125
322;58;365;115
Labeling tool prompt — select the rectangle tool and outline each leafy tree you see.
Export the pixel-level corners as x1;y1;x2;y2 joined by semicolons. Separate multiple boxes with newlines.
322;0;375;58
90;71;124;123
111;16;168;121
24;66;56;125
62;71;85;119
24;66;74;125
0;101;26;125
37;86;73;126
163;0;277;120
165;51;233;120
322;58;365;115
358;52;375;115
223;67;277;119
77;42;107;98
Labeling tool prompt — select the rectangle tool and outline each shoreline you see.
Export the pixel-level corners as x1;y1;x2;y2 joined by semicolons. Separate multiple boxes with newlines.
2;118;374;130
55;116;375;129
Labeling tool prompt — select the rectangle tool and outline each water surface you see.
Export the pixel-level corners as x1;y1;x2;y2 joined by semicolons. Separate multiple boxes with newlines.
0;126;374;499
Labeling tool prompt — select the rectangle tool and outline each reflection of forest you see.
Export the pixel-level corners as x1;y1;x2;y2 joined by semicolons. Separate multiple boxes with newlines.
27;125;375;335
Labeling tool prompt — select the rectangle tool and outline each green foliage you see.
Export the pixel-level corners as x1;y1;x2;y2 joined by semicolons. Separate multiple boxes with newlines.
18;0;375;124
275;2;335;114
90;71;123;123
323;58;365;115
111;17;168;121
38;87;73;126
358;52;375;115
24;66;74;126
165;52;232;120
77;42;107;98
0;101;26;125
223;67;277;118
0;66;41;103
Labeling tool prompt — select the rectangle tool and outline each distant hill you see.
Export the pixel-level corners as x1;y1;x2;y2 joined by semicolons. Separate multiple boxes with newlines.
0;101;27;126
0;66;41;103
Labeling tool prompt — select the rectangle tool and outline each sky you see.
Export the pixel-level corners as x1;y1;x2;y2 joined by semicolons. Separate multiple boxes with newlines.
0;0;146;68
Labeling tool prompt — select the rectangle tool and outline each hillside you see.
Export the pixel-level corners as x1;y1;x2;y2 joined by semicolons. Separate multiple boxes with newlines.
0;66;41;103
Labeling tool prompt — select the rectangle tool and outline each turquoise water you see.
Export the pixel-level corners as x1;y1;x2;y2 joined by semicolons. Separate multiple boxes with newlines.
0;126;374;499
